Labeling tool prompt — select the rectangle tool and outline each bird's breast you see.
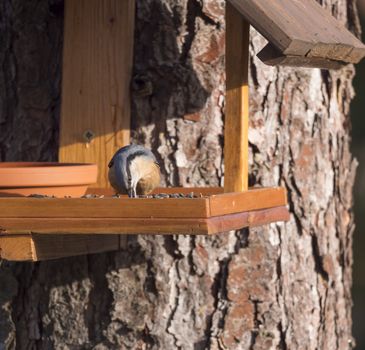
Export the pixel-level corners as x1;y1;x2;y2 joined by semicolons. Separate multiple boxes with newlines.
134;161;161;195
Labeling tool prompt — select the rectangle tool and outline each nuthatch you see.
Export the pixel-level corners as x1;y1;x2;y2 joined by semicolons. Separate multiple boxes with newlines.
108;144;161;198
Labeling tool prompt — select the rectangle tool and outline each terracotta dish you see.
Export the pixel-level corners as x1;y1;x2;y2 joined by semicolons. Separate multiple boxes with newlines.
0;162;98;197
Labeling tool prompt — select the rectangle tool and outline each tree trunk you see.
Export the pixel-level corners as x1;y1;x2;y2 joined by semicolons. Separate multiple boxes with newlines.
0;0;360;349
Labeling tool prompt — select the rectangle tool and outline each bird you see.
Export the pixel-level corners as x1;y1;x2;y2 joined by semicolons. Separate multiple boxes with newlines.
108;144;161;198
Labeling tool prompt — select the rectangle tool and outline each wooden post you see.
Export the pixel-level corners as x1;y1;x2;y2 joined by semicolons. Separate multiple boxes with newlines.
57;0;135;256
59;0;135;188
224;3;250;193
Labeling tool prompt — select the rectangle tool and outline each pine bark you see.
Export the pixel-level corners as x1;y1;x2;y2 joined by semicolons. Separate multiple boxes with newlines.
0;0;360;349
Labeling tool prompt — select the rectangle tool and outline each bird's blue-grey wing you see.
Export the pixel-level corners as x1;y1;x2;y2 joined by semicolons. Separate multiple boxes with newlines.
108;153;128;194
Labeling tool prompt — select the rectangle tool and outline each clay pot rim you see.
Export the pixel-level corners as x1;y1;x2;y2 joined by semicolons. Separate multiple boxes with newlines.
0;162;98;188
0;162;96;168
0;162;97;173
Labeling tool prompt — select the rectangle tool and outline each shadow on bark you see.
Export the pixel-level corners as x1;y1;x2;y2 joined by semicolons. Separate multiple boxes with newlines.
131;0;210;130
131;0;214;186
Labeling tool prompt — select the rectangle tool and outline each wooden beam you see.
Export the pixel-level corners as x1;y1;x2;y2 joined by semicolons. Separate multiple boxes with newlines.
207;206;289;233
0;234;120;261
225;3;250;192
0;218;211;236
31;234;120;261
59;0;135;187
209;187;287;216
0;235;33;261
0;197;210;219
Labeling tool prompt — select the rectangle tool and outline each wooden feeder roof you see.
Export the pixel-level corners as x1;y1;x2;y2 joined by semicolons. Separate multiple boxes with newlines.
229;0;365;69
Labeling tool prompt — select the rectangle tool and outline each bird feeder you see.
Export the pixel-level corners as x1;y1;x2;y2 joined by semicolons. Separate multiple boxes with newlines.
0;0;364;261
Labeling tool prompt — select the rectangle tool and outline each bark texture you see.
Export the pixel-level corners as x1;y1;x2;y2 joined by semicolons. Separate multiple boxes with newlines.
0;0;360;349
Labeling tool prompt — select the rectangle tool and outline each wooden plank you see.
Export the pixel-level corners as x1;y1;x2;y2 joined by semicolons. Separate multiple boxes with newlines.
228;0;365;64
0;206;289;237
0;234;120;261
0;218;210;235
258;43;345;70
209;187;287;216
0;235;33;261
59;0;135;187
0;197;209;219
31;234;120;261
207;206;290;234
225;2;249;193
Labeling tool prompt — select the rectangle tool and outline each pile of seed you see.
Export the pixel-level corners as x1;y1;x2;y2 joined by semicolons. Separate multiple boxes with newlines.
81;194;104;199
28;194;56;198
137;192;204;199
112;192;205;198
27;192;206;199
27;193;105;199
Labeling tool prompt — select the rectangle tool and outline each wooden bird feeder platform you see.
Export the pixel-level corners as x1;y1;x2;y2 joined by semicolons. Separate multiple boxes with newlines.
1;0;364;261
0;187;288;261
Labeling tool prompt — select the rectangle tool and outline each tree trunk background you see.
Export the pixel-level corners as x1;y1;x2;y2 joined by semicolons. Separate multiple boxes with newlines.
0;0;360;349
